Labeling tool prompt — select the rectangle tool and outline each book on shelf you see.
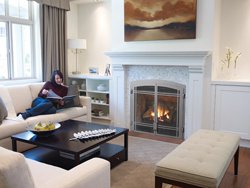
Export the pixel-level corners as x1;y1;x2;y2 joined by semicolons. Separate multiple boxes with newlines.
47;89;76;101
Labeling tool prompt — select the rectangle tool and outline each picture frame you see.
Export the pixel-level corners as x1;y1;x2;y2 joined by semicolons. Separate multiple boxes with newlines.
105;64;111;76
124;0;197;41
89;67;99;74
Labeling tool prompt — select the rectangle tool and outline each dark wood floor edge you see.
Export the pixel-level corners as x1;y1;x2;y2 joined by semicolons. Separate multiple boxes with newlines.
128;131;183;144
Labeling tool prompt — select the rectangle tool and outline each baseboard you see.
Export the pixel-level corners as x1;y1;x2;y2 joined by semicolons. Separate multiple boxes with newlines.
240;139;250;148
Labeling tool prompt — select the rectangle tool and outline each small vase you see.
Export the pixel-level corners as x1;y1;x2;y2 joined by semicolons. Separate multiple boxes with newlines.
220;65;236;80
81;83;86;90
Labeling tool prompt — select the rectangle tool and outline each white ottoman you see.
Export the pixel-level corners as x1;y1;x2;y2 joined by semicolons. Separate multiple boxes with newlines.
155;129;240;188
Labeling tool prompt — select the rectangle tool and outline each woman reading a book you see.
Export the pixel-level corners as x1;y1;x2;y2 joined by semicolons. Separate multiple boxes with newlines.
17;70;68;120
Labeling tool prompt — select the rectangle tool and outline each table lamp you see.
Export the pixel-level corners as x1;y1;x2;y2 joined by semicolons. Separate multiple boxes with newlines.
68;39;87;74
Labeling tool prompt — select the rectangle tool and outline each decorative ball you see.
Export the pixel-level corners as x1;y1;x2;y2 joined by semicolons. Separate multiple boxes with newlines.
72;80;77;85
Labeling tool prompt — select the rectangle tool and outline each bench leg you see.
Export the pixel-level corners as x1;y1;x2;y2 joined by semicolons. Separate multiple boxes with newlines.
234;146;239;175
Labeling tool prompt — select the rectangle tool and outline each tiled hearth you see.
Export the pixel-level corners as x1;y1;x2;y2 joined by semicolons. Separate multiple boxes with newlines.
106;51;211;139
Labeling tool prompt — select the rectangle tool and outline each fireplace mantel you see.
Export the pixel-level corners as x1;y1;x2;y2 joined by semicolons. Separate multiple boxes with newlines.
106;50;212;139
106;51;210;67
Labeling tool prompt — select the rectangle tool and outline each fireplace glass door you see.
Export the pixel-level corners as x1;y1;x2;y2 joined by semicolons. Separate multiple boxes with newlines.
131;80;185;139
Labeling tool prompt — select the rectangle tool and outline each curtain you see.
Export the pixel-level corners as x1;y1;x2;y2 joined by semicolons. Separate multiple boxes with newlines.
28;0;69;81
40;4;68;81
28;0;70;10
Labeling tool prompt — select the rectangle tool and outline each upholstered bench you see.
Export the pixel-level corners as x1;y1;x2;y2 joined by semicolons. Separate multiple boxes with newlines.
155;129;240;188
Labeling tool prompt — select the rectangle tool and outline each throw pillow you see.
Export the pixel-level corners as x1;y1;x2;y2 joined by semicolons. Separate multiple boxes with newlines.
63;85;82;108
0;97;8;125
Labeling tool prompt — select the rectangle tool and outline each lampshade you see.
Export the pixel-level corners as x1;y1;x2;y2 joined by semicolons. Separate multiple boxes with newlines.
68;39;87;49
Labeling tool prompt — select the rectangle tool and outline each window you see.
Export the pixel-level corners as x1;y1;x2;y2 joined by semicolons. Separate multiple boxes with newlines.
0;0;4;16
0;0;41;82
9;0;29;19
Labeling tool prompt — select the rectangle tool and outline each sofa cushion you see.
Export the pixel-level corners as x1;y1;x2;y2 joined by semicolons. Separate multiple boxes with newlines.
56;106;87;120
25;114;65;125
0;107;87;140
0;86;16;118
0;97;8;125
0;147;35;188
7;85;33;114
29;82;44;100
23;106;87;125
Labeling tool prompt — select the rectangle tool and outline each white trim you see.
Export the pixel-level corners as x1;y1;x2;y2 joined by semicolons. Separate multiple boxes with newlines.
105;51;211;66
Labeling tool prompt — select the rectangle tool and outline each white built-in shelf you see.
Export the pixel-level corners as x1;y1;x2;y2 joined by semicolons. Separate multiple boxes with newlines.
92;115;111;120
87;90;109;94
68;74;111;124
91;102;109;106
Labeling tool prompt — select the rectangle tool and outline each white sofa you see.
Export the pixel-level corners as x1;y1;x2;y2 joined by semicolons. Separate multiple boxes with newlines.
0;83;91;151
0;147;110;188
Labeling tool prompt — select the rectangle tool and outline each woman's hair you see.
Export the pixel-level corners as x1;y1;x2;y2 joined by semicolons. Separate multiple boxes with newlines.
50;70;64;85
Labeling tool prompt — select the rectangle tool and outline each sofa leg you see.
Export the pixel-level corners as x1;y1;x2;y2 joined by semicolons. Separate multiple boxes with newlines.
155;176;163;188
234;146;239;175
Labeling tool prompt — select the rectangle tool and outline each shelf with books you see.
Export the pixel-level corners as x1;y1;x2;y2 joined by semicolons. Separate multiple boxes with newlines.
87;90;109;94
91;101;109;106
91;115;111;120
68;74;111;124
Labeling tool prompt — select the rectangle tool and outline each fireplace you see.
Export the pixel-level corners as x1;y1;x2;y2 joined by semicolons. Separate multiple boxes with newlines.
106;51;211;139
131;80;185;138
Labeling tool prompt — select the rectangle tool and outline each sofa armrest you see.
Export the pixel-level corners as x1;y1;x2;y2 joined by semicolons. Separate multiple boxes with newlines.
41;158;110;188
79;96;91;122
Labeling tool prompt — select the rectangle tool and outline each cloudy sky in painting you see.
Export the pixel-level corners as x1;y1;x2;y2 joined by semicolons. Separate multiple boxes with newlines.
124;0;196;28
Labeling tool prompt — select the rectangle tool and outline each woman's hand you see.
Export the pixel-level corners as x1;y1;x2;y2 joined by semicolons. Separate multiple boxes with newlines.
42;89;49;95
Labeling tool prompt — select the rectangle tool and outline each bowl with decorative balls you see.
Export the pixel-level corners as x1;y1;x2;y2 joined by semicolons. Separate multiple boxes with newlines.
27;122;61;137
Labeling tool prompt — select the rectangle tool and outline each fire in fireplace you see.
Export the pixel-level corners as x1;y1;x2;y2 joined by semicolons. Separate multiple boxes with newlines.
130;80;185;139
142;96;177;125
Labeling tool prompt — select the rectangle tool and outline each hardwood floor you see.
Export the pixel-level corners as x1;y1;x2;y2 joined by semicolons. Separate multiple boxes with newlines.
219;147;250;188
129;131;250;188
128;131;183;144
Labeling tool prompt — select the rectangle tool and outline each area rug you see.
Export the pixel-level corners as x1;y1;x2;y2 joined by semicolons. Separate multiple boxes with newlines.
109;136;178;188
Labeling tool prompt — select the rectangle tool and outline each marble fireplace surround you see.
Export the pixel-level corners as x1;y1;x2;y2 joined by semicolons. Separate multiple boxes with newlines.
106;51;211;139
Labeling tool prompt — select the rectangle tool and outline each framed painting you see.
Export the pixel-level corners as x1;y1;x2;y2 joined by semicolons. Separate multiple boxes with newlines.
124;0;197;41
89;67;99;74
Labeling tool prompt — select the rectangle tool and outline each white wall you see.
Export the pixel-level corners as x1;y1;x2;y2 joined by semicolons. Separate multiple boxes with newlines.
67;3;79;74
67;0;112;75
68;0;250;81
214;0;250;81
111;0;215;52
67;0;216;75
212;0;221;81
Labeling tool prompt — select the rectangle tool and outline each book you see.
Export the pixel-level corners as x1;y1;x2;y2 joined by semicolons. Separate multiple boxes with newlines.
47;89;76;101
59;146;100;160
